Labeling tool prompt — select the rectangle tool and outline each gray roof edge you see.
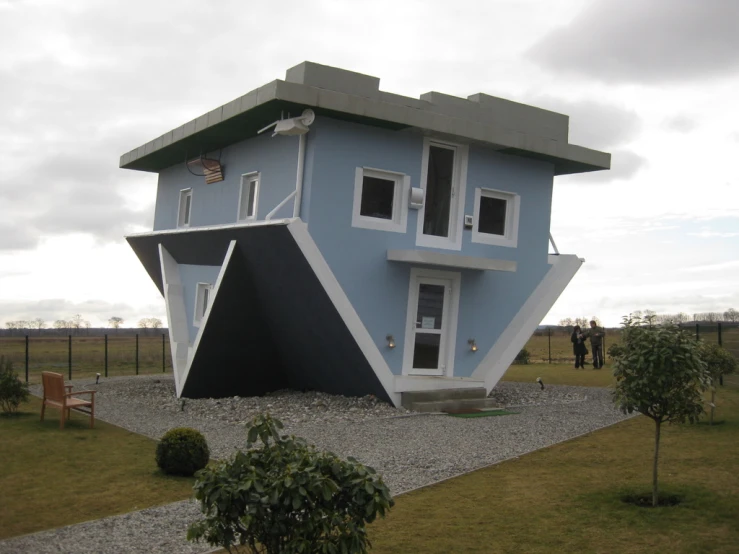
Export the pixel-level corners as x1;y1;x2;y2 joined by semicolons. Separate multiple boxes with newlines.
120;64;610;172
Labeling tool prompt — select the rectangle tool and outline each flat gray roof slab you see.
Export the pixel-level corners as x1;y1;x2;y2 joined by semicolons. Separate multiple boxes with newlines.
120;61;610;176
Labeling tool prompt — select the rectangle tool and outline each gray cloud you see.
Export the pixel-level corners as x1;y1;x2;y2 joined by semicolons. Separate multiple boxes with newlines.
527;96;642;150
527;0;739;84
562;149;647;183
663;115;698;133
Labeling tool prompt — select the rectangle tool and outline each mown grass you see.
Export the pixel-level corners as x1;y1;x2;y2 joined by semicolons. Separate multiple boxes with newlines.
366;375;739;553
0;396;194;539
503;362;616;387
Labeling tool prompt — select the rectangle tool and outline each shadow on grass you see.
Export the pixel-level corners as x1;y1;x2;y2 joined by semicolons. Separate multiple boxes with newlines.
0;397;195;540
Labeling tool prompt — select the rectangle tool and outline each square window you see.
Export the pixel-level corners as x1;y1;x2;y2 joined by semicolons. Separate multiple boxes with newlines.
478;195;507;236
178;189;192;228
351;167;409;233
238;173;260;222
360;175;395;219
471;188;519;247
194;282;213;326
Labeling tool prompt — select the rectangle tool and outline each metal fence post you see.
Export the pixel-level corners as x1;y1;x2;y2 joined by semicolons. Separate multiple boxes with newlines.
718;322;723;386
548;328;552;364
25;335;29;383
104;334;108;378
135;333;139;375
162;333;166;373
68;335;72;380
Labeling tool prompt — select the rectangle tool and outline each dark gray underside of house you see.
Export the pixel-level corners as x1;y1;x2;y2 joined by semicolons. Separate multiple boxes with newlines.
127;226;391;403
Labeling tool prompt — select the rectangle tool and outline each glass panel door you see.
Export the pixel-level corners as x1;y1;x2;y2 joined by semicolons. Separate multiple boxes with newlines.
410;279;450;375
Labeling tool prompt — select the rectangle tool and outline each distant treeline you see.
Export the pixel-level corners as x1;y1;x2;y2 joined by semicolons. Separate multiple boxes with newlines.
2;315;166;337
0;327;169;338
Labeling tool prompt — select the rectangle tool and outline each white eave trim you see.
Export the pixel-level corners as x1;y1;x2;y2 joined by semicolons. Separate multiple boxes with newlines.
387;249;517;272
126;218;296;239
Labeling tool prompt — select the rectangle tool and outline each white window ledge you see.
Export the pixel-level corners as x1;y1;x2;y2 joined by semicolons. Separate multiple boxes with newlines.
387;250;517;272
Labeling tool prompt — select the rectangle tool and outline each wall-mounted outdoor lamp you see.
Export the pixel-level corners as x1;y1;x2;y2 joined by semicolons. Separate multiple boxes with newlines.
386;334;396;349
468;338;478;352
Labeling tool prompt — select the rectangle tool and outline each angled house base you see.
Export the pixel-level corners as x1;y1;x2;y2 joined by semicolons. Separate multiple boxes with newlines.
128;221;582;408
129;220;396;404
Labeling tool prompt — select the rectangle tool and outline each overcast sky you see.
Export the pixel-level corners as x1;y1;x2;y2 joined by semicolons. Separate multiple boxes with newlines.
1;0;737;328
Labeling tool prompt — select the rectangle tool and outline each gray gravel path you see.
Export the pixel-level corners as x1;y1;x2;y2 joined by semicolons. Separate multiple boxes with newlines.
1;375;632;554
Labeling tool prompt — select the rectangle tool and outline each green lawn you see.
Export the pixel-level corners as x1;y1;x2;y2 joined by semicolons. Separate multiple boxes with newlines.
0;396;195;539
367;374;739;554
502;362;616;387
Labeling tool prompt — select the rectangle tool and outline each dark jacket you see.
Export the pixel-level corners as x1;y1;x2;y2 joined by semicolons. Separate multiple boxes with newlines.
587;326;605;347
571;331;588;355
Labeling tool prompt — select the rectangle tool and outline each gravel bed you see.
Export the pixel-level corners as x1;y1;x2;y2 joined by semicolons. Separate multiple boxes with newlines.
3;375;633;554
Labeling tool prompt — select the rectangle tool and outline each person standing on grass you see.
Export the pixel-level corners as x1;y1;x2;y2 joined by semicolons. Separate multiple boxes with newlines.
571;325;588;369
586;320;605;369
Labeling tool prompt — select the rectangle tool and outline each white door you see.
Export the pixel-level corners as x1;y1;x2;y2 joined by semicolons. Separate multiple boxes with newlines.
404;274;455;376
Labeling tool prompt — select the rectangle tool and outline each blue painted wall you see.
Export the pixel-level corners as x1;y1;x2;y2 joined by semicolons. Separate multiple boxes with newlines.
178;264;222;342
304;117;555;377
154;131;299;230
151;115;558;379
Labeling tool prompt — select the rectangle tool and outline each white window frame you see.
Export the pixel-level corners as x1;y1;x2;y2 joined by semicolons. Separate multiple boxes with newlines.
193;282;213;327
415;138;468;251
471;187;520;248
178;188;193;228
237;172;260;222
402;267;461;377
351;167;409;233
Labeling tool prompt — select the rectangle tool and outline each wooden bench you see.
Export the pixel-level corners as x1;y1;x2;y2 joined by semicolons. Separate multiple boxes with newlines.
41;371;96;429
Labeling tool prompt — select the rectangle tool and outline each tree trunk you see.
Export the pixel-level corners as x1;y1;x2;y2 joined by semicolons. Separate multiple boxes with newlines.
652;419;661;507
710;383;716;426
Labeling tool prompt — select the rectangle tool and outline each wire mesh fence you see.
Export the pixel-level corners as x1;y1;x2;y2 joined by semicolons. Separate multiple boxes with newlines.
0;334;172;384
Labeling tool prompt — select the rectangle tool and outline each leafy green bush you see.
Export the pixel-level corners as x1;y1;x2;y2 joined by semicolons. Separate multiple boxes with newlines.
187;413;394;554
0;356;29;415
155;427;210;476
514;348;530;365
699;342;738;425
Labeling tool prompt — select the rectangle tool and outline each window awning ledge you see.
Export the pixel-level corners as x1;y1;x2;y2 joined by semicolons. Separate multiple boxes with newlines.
387;250;517;272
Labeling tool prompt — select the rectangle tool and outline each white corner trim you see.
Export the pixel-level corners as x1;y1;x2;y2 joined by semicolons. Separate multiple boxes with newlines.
179;240;238;396
351;167;409;233
125;218;296;239
470;254;583;391
415;138;468;251
286;219;401;407
471;187;520;248
387;249;517;272
159;244;190;397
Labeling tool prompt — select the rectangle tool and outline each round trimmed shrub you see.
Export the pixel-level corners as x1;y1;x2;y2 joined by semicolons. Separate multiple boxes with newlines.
156;427;210;476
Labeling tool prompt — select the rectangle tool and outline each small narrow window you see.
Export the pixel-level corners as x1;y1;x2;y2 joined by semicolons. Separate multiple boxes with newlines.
351;167;408;233
471;188;520;248
178;189;193;228
238;173;260;222
194;283;213;326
